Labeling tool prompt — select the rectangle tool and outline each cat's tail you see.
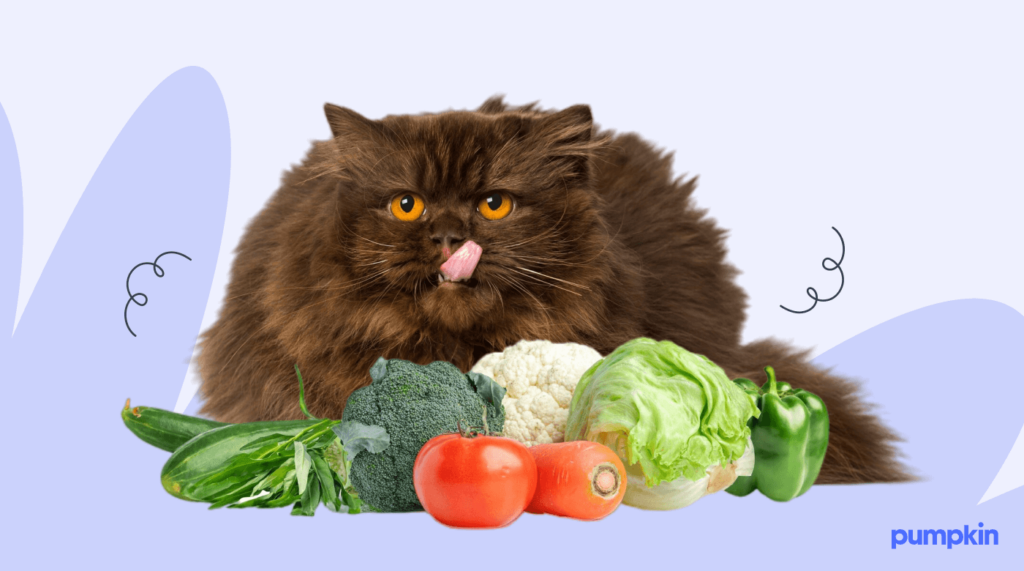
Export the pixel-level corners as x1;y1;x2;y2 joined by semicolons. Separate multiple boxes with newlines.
719;338;915;484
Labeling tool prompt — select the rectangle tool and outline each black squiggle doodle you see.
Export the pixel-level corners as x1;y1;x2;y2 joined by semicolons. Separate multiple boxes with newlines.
780;227;845;314
125;251;192;337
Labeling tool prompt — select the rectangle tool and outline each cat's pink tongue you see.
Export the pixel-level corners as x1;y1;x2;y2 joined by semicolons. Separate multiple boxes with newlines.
440;240;482;282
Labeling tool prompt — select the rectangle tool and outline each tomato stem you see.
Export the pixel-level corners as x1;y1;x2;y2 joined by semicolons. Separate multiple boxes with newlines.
455;408;499;439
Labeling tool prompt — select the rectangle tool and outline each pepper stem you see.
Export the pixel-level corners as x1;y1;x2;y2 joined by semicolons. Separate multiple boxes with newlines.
764;366;778;397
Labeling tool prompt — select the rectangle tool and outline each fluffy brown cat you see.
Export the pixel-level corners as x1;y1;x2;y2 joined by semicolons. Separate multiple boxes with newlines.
197;96;911;484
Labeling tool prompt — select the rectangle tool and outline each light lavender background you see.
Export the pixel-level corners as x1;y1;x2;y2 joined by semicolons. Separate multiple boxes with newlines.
0;1;1022;567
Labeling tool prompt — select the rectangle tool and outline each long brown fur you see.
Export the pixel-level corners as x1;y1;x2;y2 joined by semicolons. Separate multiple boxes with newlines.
197;96;913;484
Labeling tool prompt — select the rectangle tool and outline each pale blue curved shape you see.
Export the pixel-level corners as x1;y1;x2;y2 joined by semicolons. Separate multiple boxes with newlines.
0;102;21;339
0;66;229;567
812;299;1024;506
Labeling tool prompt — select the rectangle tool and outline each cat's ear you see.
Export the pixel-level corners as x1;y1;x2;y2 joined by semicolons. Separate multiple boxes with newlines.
324;103;382;141
538;104;593;147
533;104;595;184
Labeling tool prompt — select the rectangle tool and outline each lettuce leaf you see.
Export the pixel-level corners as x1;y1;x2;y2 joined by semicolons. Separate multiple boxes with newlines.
565;338;758;487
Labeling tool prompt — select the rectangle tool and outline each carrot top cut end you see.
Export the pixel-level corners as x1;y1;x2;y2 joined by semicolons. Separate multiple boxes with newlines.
590;463;621;498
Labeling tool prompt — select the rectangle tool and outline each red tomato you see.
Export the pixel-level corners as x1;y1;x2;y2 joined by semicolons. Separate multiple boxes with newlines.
414;433;537;529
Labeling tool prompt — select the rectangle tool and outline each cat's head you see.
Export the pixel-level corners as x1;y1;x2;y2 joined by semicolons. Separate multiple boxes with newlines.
307;97;615;339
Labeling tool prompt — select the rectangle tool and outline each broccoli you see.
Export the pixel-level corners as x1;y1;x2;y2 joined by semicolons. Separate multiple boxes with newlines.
340;357;506;512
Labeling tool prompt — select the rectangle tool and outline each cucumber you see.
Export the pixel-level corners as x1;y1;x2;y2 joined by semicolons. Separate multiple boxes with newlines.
160;417;340;505
122;399;228;452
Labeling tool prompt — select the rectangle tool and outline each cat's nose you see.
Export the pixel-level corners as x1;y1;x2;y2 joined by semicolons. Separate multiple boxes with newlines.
431;232;465;258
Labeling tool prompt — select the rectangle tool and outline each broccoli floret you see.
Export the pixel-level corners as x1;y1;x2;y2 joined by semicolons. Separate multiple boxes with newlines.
340;357;506;512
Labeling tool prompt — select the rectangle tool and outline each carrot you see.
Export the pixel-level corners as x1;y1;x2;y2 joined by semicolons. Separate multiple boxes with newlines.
526;441;626;520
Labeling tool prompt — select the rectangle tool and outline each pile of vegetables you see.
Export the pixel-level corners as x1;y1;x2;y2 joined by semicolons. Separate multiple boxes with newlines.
123;337;829;527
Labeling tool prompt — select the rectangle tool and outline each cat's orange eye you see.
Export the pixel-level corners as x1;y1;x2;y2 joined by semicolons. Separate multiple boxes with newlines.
477;192;513;221
390;193;426;221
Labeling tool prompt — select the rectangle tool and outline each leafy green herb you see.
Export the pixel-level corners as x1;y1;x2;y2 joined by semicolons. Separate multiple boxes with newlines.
149;367;367;516
312;456;341;513
295;442;313;495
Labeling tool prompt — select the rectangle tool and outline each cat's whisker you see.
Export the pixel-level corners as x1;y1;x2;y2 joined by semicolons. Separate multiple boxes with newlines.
511;256;591;269
494;273;552;312
514;267;590;291
488;281;505;316
353;235;395;248
352;259;388;267
502;275;557;338
489;220;566;251
492;229;558;250
493;209;575;251
502;216;623;270
507;268;583;297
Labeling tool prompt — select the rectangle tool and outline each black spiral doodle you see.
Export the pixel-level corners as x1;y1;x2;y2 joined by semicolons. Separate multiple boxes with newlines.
125;251;192;337
780;227;845;314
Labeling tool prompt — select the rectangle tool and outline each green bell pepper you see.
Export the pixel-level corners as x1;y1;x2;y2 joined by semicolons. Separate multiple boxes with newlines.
726;366;829;502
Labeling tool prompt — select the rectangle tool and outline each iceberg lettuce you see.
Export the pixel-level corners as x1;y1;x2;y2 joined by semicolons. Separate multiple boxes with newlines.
565;338;759;508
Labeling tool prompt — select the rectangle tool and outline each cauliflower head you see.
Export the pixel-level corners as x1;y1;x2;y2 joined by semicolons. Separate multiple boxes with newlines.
471;340;602;446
